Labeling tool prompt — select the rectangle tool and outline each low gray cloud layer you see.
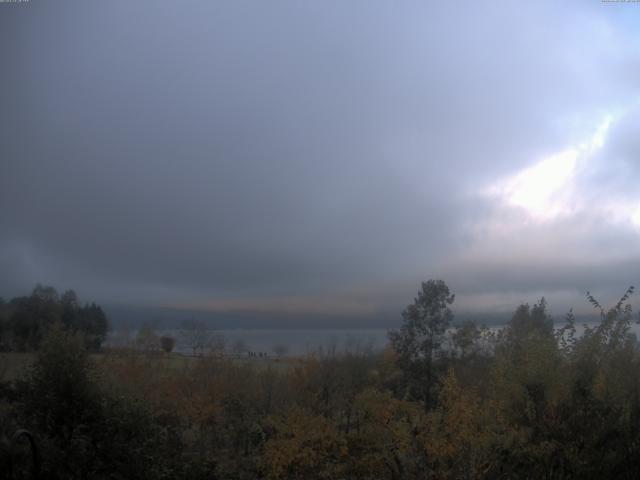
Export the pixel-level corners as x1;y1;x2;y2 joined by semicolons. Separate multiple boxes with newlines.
2;1;640;319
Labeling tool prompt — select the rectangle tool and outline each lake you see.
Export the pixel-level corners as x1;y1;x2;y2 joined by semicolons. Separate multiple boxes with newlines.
107;328;391;356
107;320;640;357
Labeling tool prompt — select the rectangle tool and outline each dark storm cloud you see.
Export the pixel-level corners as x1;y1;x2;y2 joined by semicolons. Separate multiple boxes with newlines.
2;1;640;316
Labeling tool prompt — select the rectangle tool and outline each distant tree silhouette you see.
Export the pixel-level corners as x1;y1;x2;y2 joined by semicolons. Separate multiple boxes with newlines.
136;323;159;352
180;318;211;356
5;285;108;351
160;335;175;353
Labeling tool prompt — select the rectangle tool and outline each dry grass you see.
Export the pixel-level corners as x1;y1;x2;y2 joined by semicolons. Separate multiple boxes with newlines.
0;350;301;384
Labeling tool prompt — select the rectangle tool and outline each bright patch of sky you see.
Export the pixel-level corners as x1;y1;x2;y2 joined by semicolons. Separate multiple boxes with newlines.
486;115;614;221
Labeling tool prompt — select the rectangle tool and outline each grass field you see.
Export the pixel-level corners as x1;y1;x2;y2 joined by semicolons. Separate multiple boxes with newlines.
0;350;300;383
99;350;301;373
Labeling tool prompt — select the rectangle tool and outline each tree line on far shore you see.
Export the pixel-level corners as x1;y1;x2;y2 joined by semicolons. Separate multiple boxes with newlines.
0;284;108;352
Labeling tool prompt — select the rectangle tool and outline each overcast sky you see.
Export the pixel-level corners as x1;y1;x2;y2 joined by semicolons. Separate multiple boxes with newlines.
2;1;640;321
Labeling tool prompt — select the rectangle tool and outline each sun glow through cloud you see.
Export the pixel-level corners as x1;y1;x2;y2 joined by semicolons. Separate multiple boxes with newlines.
487;115;613;221
631;205;640;229
503;147;579;217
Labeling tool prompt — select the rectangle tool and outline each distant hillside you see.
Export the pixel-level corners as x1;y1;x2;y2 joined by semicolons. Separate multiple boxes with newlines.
104;304;395;330
103;304;603;330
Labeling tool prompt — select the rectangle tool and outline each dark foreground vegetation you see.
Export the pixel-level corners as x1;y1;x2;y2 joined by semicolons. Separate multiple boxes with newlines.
2;281;640;479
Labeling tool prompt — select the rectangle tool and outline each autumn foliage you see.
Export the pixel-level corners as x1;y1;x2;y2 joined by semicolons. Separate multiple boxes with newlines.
3;282;640;478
